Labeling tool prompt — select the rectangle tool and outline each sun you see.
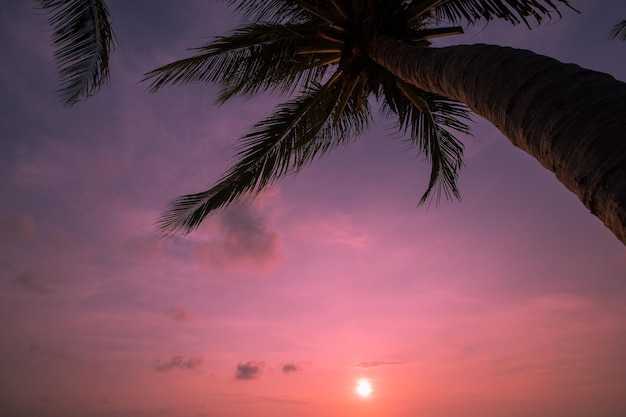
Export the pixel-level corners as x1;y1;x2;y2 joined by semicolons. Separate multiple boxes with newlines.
356;379;372;398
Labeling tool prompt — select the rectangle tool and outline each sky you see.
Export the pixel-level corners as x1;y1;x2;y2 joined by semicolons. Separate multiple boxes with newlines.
0;1;625;417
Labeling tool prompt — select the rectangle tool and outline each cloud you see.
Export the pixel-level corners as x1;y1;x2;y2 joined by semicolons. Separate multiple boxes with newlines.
296;212;369;248
196;203;281;272
154;355;203;372
354;361;403;368
616;249;626;265
0;213;36;242
235;361;262;380
281;363;301;374
530;294;592;312
121;236;165;261
14;272;52;294
166;306;191;322
29;343;69;359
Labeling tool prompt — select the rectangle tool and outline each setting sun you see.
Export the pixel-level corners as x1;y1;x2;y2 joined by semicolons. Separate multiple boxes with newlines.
356;379;373;398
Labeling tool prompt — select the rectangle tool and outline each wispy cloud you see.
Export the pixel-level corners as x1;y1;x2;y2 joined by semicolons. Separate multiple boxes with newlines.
14;272;52;294
354;361;403;368
295;212;369;248
29;343;69;359
165;305;191;322
235;361;263;380
154;355;203;372
0;213;36;242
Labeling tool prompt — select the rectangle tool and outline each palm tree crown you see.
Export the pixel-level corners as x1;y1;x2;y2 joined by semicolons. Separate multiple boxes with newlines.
144;0;572;236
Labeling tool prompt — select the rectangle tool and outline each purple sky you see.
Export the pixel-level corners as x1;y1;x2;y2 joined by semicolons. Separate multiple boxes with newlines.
1;1;625;416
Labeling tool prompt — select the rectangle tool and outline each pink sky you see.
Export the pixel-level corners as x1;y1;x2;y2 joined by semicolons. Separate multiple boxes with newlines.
1;1;625;416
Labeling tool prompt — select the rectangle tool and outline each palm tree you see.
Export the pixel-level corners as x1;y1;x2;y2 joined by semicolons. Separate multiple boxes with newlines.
39;1;626;245
143;0;626;245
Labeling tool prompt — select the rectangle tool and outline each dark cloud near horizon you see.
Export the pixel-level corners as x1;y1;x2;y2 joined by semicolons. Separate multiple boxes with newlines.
14;272;52;294
236;361;262;380
154;355;203;372
281;363;301;374
354;361;403;368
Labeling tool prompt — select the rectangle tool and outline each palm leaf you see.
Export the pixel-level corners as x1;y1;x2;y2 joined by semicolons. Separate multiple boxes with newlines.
221;0;575;28
221;0;303;23
431;0;577;27
157;71;372;236
381;81;471;204
608;20;626;41
37;0;116;106
143;22;332;102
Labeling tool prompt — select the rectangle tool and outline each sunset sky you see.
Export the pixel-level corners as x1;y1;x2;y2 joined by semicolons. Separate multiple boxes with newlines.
1;1;625;417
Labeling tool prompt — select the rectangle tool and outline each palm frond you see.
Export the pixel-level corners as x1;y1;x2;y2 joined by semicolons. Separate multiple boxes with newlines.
608;20;626;41
157;71;372;236
382;80;471;204
298;0;345;27
405;0;447;22
220;0;304;22
432;0;578;27
37;0;116;106
143;22;331;102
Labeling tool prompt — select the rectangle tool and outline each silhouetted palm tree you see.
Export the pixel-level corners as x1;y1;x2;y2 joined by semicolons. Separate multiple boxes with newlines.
39;1;626;245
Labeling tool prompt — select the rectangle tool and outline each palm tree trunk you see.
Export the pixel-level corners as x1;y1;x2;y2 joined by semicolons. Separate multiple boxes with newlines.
368;36;626;245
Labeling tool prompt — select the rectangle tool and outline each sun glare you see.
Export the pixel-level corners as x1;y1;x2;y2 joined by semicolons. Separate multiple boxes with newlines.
356;379;372;398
